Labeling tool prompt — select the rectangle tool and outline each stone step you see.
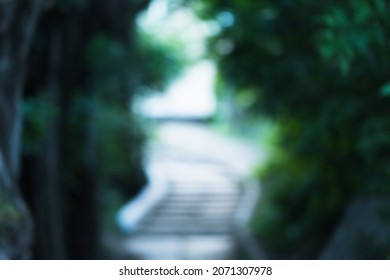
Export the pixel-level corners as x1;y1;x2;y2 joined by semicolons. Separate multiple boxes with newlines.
168;189;239;196
131;145;245;238
143;216;232;225
137;224;233;235
169;186;239;191
169;185;241;191
151;207;237;215
146;204;238;216
160;200;240;209
164;197;240;204
144;210;233;220
167;177;235;185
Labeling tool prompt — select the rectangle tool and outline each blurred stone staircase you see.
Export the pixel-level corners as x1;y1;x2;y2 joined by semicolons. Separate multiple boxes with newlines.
114;122;264;259
136;161;243;235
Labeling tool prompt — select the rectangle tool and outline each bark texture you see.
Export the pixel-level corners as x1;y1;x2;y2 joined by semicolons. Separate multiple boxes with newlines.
0;0;45;259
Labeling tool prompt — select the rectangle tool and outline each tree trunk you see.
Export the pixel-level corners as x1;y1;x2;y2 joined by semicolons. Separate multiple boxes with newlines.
0;0;44;259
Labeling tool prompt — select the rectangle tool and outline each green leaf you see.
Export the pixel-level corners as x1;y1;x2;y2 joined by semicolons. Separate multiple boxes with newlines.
379;82;390;97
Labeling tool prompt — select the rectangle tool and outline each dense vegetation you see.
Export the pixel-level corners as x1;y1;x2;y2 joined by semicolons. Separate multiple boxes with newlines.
0;0;183;259
191;0;390;258
2;0;390;260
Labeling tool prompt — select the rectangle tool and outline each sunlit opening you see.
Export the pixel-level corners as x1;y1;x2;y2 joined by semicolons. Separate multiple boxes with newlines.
134;0;219;120
138;61;217;119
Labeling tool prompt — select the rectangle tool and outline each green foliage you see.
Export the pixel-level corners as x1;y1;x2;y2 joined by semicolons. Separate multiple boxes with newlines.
86;35;133;102
135;31;187;92
73;35;143;199
22;93;58;156
193;0;390;258
0;190;30;251
82;27;186;201
94;101;146;194
83;29;184;204
0;195;24;226
379;81;390;97
86;31;186;96
20;0;160;259
252;119;348;257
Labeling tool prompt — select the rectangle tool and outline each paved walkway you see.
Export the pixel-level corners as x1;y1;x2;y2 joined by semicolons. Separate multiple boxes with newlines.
115;121;264;259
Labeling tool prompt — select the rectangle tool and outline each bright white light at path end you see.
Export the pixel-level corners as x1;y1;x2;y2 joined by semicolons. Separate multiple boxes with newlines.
142;0;168;23
136;0;219;119
139;61;217;119
138;0;220;60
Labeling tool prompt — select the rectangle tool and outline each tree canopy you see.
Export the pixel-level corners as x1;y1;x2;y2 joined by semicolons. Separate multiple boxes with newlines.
191;0;390;258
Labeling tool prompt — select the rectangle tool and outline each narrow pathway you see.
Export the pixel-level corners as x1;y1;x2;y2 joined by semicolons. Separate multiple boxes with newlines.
116;121;264;259
138;161;241;235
